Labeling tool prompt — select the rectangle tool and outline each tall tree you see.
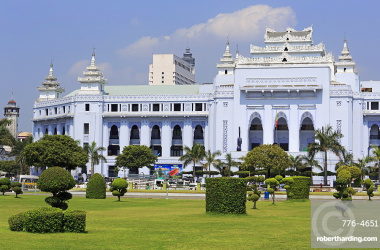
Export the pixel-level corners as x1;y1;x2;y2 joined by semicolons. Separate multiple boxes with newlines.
308;126;343;186
354;156;373;181
301;153;322;185
242;144;291;178
9;136;33;174
0;119;16;147
289;154;304;175
84;141;107;176
369;145;380;183
115;145;157;175
179;143;206;180
23;135;88;171
223;153;240;177
335;148;354;170
203;150;221;178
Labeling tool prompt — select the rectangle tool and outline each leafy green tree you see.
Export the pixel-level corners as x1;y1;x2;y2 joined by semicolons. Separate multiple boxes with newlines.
301;154;322;185
242;144;291;178
336;165;362;187
11;182;23;198
308;126;343;186
179;143;206;179
246;176;265;209
84;141;107;176
0;119;16;147
23;135;88;171
223;153;240;177
203;150;221;178
0;177;11;195
110;178;128;201
0;160;18;175
115;145;157;175
10;136;33;174
37;167;76;210
265;175;282;204
364;178;374;201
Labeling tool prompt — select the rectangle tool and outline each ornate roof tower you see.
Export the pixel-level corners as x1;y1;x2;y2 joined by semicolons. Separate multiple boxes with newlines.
37;61;65;101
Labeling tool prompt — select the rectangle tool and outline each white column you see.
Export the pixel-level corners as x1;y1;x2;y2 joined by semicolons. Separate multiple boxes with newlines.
263;105;273;144
119;120;128;151
289;105;299;152
161;120;171;158
140;119;150;147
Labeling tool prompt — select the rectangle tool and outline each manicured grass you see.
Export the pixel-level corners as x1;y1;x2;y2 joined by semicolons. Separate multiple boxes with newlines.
0;195;310;249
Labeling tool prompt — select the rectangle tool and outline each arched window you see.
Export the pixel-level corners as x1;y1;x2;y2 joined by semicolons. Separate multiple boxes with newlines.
45;128;48;135
62;126;65;135
172;125;182;139
110;125;119;139
54;127;57;135
194;125;203;140
130;125;140;139
151;125;161;139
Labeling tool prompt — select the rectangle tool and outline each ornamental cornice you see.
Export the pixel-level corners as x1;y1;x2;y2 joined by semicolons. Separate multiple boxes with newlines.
250;42;325;54
34;96;74;108
329;90;353;97
103;94;213;102
236;53;334;65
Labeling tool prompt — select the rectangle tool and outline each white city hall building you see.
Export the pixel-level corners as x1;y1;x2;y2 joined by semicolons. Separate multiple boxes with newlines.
32;27;379;183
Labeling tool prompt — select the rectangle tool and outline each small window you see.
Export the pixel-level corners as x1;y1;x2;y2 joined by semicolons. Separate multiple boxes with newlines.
54;107;57;114
132;104;138;112
174;103;181;111
223;102;228;107
162;81;164;83
162;72;164;74
195;103;203;111
63;106;66;113
45;109;48;116
83;142;89;148
111;104;118;112
85;104;90;111
224;70;227;74
161;76;164;79
153;104;160;111
371;102;379;110
84;123;89;134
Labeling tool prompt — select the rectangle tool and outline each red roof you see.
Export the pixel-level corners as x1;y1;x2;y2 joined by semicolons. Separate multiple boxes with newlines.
8;99;16;104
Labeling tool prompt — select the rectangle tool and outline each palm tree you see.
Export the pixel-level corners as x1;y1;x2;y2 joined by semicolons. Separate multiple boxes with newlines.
179;143;206;180
335;148;354;170
289;155;304;175
84;141;107;177
308;126;343;186
203;150;221;178
224;153;240;177
213;159;225;176
9;136;33;174
369;145;380;182
302;153;322;185
354;156;373;181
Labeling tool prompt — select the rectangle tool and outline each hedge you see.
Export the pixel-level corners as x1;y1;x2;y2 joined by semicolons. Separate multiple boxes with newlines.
86;173;106;199
206;178;246;214
23;207;64;233
289;176;310;199
64;210;87;232
8;207;86;233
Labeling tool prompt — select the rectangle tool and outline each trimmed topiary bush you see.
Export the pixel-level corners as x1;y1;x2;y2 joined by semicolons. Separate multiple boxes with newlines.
23;207;64;233
11;182;23;198
364;178;374;200
289;176;310;199
8;212;25;231
110;178;128;201
0;177;11;195
206;178;246;214
64;210;87;232
37;167;76;210
86;173;106;199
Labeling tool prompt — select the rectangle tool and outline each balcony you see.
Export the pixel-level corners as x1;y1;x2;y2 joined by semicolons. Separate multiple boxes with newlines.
172;139;183;146
130;139;140;145
151;139;161;145
194;139;204;145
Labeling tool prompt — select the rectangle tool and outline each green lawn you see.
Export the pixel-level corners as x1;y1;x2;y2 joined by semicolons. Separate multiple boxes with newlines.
0;195;310;249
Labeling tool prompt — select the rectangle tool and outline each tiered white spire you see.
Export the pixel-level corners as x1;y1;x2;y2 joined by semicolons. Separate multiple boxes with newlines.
338;39;353;62
78;49;107;94
37;61;64;101
219;39;234;65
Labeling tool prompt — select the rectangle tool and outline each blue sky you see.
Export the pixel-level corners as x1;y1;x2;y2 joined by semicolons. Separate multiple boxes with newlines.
1;0;379;133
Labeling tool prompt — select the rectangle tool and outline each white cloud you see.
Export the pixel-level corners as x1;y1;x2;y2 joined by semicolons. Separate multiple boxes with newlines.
68;60;89;77
118;36;160;57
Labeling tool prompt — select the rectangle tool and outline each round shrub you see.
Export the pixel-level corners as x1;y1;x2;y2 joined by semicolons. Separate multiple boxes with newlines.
86;173;106;199
289;176;310;199
37;167;76;210
110;178;128;201
37;167;76;195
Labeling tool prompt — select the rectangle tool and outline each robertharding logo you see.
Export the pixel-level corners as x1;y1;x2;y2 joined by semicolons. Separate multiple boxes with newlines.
311;201;356;247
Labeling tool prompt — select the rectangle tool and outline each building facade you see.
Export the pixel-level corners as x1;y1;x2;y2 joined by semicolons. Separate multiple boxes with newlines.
148;48;195;85
32;27;379;183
